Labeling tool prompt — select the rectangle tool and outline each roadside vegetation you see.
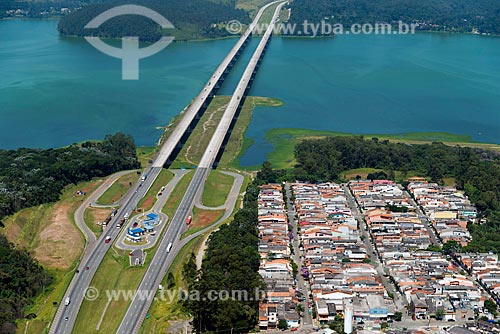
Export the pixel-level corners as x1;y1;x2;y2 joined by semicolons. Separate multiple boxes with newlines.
96;171;138;206
182;208;225;239
84;207;112;237
1;178;107;334
182;166;273;333
137;169;174;211
136;146;157;169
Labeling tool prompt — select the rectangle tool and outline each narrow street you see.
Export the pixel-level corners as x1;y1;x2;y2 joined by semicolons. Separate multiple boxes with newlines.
285;183;313;327
342;184;408;316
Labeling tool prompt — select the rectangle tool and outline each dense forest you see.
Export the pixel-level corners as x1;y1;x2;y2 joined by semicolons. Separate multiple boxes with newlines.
182;166;277;333
286;0;500;36
0;132;139;331
57;0;250;41
293;136;500;253
0;132;140;224
0;234;52;334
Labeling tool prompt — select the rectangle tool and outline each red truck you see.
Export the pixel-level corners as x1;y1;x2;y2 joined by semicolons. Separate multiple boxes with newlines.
117;218;125;228
186;216;192;225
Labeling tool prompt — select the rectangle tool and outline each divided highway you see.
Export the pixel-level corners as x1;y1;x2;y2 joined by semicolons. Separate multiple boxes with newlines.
118;3;286;333
50;166;162;334
50;2;284;333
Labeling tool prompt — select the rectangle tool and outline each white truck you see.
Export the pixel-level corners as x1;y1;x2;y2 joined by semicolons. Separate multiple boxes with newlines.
64;297;71;306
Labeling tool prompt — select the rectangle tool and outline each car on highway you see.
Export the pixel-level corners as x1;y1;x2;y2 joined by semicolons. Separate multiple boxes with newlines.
64;297;70;306
105;236;112;243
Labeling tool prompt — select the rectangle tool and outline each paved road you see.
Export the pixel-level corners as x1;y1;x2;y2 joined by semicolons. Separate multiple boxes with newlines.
50;166;163;334
342;184;408;314
402;187;440;245
285;183;313;327
198;1;285;170
152;0;282;169
117;3;285;332
115;169;189;250
74;170;134;260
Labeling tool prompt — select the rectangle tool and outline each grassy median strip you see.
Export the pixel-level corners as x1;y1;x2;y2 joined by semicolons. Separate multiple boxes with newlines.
96;171;139;206
201;171;234;207
72;249;147;334
171;96;229;168
162;171;194;219
138;169;174;211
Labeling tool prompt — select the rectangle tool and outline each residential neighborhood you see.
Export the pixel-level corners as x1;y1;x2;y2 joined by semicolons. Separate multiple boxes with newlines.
255;178;500;334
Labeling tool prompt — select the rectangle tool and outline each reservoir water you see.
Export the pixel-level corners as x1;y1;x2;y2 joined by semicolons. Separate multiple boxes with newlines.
1;20;500;166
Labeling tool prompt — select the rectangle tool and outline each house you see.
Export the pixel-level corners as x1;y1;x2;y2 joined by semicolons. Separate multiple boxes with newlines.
129;249;145;266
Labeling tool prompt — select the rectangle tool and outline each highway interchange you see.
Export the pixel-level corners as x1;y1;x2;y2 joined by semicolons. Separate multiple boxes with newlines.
50;2;285;333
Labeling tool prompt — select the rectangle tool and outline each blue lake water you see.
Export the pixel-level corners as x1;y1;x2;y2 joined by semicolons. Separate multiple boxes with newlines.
1;20;500;167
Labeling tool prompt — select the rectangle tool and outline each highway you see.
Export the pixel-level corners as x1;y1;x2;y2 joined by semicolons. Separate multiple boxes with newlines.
117;3;286;333
50;166;162;334
50;2;284;333
152;0;282;169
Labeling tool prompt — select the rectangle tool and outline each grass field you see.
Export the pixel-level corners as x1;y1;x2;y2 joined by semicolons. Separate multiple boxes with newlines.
2;179;107;334
162;171;194;219
96;171;138;205
171;96;229;168
258;128;500;170
137;169;174;211
137;146;158;169
72;248;148;334
201;171;234;207
84;207;112;237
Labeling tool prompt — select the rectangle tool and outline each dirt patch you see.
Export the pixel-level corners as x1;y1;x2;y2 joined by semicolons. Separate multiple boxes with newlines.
34;203;83;269
88;207;112;224
191;209;224;230
139;196;155;211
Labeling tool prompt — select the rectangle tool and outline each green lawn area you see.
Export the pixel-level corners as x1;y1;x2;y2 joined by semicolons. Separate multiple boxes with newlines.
201;171;234;207
138;169;174;211
162;171;194;219
96;171;138;205
84;208;104;237
72;249;148;334
137;146;158;169
258;128;500;170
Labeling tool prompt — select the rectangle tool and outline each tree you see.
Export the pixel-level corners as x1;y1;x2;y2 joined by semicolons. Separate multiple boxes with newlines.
278;319;288;330
484;299;498;317
394;311;403;321
435;309;445;320
442;240;462;255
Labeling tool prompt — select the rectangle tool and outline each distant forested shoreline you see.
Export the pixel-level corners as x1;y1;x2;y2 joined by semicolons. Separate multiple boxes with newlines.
57;0;250;41
286;0;500;36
